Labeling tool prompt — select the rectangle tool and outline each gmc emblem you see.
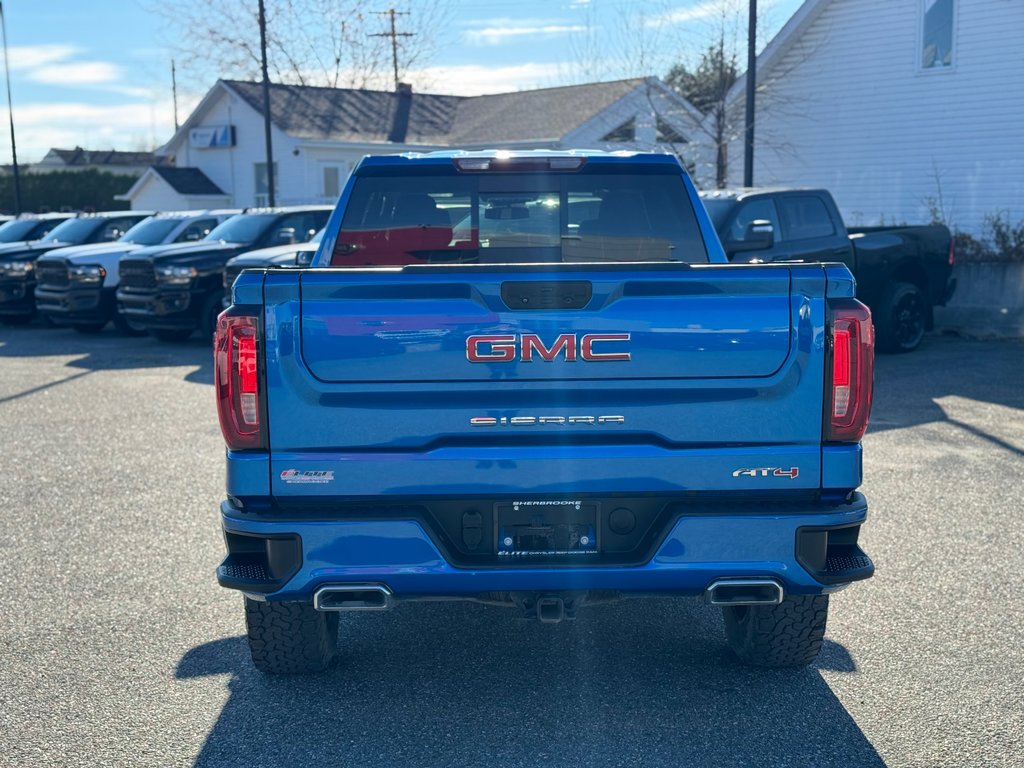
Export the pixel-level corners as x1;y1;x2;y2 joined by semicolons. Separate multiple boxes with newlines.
466;333;631;363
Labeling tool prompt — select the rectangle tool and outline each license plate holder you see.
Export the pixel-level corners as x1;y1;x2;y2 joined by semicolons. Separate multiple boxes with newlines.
494;500;599;558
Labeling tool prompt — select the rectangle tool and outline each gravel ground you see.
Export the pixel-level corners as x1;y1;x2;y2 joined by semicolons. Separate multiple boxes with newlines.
0;326;1021;768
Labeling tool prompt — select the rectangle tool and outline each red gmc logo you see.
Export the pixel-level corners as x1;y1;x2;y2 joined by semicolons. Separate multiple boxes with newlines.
466;333;631;363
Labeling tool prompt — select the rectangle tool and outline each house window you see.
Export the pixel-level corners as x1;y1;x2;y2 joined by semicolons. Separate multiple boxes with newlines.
601;118;635;143
921;0;954;69
656;117;687;144
254;162;279;206
321;163;348;202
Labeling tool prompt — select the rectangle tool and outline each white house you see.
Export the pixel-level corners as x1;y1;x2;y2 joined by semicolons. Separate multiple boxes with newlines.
708;0;1023;237
121;77;703;210
117;166;233;211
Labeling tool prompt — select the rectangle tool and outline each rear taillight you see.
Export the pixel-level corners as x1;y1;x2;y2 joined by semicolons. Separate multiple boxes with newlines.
827;300;874;443
215;312;265;450
948;238;955;267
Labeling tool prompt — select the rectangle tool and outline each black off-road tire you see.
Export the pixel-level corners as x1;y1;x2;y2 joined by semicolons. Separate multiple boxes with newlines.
200;293;224;339
72;322;107;334
875;281;926;353
151;328;194;343
722;594;829;668
112;313;147;337
244;597;339;674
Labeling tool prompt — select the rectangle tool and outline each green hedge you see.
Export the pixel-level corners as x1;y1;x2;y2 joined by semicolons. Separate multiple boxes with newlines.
0;169;134;214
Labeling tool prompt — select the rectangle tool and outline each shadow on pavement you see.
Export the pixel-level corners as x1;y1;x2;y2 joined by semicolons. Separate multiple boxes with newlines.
868;335;1022;434
0;323;212;386
177;599;883;768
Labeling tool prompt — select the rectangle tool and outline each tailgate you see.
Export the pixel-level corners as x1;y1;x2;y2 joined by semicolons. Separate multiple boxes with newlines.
264;264;828;496
298;267;791;381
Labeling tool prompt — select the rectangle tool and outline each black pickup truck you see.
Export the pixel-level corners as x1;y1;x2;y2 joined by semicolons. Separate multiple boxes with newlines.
700;189;955;352
0;211;151;325
116;206;331;341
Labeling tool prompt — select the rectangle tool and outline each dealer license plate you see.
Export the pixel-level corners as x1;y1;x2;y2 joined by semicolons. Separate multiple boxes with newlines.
494;500;599;558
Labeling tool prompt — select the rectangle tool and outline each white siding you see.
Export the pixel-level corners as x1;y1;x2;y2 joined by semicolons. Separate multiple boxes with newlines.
126;175;185;211
164;86;427;208
299;148;362;205
123;172;232;212
718;0;1024;236
166;89;302;208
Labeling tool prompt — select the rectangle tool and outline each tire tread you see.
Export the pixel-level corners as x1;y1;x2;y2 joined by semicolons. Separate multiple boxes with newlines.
244;598;338;674
723;595;828;668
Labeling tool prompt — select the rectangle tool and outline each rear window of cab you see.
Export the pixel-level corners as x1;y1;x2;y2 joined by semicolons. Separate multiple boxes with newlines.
332;170;709;266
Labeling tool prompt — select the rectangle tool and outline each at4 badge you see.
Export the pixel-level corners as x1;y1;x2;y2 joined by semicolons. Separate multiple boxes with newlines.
732;467;800;479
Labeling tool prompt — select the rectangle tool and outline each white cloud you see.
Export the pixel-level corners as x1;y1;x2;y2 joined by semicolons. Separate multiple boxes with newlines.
466;24;587;46
407;63;565;96
647;0;780;27
7;44;128;89
29;61;122;86
646;0;731;26
6;45;81;70
1;100;177;162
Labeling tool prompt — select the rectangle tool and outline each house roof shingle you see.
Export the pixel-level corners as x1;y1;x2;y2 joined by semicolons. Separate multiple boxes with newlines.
222;77;648;146
152;166;226;195
48;146;171;167
224;80;460;144
449;79;644;144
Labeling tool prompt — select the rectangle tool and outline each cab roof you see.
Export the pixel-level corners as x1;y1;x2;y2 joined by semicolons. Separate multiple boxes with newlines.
357;149;683;170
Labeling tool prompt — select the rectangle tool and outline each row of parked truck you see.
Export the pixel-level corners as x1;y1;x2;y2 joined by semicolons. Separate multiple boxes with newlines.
0;186;954;352
0;206;331;340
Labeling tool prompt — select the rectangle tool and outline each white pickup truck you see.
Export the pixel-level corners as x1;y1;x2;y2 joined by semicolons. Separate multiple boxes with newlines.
35;210;237;334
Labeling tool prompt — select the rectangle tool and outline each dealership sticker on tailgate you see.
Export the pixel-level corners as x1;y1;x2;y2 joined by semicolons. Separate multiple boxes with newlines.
280;469;335;484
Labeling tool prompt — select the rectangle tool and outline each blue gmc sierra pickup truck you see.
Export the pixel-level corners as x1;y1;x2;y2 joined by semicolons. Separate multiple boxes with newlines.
215;150;875;673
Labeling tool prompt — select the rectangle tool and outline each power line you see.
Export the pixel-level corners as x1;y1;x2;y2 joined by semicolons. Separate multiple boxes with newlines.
370;9;414;91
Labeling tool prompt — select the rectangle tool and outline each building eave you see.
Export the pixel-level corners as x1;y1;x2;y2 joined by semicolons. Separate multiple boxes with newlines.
722;0;834;108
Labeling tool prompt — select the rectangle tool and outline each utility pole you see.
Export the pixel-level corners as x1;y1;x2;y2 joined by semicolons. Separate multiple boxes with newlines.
171;60;180;131
258;0;276;207
371;9;414;90
0;1;22;215
743;0;757;188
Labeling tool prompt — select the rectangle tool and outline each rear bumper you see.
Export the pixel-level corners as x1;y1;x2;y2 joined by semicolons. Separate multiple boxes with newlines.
218;493;873;600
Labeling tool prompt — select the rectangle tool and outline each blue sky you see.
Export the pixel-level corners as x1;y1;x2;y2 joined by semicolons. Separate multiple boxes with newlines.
1;0;801;162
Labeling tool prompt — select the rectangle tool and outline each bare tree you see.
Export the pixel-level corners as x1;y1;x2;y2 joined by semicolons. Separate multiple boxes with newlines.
148;0;453;95
662;0;815;189
562;1;771;181
566;0;694;85
666;36;738;188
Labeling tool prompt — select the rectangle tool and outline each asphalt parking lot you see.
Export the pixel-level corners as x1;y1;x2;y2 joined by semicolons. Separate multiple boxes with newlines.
0;326;1021;768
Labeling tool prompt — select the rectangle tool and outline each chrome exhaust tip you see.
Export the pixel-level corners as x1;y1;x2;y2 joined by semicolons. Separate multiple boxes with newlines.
706;579;784;606
313;584;393;611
